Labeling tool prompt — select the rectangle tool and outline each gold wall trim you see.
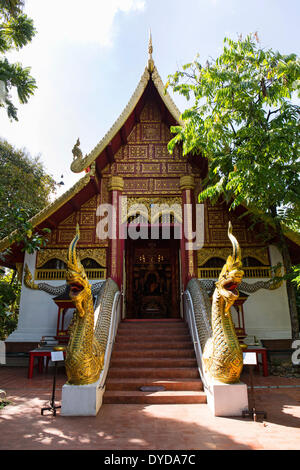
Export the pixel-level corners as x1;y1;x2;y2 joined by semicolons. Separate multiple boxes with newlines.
197;247;270;267
35;268;106;281
121;196;182;223
36;248;107;268
198;266;271;279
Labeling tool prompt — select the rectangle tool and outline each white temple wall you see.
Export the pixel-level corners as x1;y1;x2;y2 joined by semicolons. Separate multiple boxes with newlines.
234;244;291;340
6;251;58;342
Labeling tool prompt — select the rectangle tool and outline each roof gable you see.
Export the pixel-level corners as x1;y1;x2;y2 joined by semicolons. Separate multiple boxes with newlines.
70;64;184;175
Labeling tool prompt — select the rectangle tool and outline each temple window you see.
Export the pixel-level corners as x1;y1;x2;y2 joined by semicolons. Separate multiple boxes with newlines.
40;258;66;270
203;257;225;268
242;256;264;267
81;258;103;269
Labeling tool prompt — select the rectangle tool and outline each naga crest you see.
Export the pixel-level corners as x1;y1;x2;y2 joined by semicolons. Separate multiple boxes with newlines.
215;222;244;312
66;224;91;317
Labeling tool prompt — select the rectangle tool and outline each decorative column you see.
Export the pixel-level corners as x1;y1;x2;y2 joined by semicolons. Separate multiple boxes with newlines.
180;175;198;289
108;176;124;288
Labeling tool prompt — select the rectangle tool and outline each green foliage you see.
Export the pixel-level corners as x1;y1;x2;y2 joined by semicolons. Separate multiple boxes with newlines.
0;0;36;120
166;34;300;230
0;138;55;247
0;269;20;340
290;265;300;289
166;34;300;337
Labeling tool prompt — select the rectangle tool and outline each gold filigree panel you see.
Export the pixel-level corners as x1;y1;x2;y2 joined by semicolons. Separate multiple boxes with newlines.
140;100;161;122
197;246;270;266
128;145;148;158
203;200;261;246
36;248;107;268
122;196;182;223
141;123;161;141
59;213;76;226
80;195;98;210
79;212;96;226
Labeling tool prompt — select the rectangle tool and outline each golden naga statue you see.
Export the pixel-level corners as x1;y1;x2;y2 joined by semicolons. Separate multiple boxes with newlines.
65;224;104;385
202;222;244;384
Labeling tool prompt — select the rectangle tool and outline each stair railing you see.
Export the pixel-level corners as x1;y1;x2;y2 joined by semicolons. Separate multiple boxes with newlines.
97;290;122;391
183;289;209;391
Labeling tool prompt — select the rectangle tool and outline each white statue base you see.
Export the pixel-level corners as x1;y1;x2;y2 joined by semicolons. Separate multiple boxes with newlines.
61;378;105;416
205;377;248;417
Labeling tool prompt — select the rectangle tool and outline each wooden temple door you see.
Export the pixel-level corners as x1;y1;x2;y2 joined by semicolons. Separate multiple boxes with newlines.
125;238;180;319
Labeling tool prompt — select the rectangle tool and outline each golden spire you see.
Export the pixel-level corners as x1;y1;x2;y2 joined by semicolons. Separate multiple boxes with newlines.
147;29;154;73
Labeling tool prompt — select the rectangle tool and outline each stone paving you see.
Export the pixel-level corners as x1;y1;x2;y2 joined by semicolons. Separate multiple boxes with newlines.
0;365;299;450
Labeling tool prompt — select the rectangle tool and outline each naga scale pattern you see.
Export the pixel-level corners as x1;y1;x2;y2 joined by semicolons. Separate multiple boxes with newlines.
188;223;244;384
64;226;119;385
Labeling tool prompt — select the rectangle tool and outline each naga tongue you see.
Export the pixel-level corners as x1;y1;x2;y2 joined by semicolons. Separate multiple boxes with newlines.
71;283;82;292
228;284;237;291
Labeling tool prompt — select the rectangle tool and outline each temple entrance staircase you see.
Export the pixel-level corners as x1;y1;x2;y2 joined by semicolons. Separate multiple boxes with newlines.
103;318;207;405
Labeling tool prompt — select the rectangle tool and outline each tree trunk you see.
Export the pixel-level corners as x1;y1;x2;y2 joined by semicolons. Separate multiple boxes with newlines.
280;239;299;340
272;207;299;339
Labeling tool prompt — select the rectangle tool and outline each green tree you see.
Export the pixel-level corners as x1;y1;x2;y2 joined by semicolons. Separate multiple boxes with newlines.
0;138;56;244
0;0;36;120
0;268;20;340
166;33;300;338
0;138;56;338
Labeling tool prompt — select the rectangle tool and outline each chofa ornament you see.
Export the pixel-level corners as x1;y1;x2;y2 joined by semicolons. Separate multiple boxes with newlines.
202;222;244;384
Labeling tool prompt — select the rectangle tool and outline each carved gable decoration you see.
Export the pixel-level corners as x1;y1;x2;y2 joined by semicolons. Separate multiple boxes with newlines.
104;97;201;197
203;200;265;247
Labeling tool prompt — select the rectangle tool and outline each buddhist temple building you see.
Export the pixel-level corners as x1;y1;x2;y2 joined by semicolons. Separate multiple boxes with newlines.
1;36;300;360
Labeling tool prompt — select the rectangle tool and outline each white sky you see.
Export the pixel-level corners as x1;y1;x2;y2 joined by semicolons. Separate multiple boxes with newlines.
0;0;299;195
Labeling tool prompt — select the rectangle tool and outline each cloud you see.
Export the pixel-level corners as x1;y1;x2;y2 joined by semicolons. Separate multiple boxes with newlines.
25;0;146;47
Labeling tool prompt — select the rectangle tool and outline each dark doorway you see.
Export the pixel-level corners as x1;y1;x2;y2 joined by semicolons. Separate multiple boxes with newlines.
125;237;180;318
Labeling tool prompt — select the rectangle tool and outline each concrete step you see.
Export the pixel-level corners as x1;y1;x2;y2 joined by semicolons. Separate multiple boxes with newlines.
103;390;207;405
118;328;190;338
121;319;183;324
105;378;203;391
113;341;193;350
107;367;200;379
110;357;198;368
115;333;190;343
104;318;205;405
118;321;188;330
111;348;195;359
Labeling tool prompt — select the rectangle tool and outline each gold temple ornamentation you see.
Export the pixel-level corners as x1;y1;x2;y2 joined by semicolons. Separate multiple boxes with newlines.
35;268;106;281
121;196;182;223
202;222;244;384
198;266;271;279
197;246;270;267
65;225;104;385
179;175;195;190
36;248;107;269
24;264;39;290
108;176;124;192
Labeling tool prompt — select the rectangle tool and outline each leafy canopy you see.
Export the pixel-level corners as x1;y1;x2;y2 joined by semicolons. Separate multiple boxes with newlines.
0;138;56;250
0;268;20;340
166;34;300;229
0;0;36;120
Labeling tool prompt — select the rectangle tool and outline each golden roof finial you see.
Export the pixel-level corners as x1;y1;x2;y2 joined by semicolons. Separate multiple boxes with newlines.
147;29;154;73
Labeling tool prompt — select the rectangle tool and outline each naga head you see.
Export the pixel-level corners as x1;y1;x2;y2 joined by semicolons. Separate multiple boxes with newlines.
66;224;91;317
215;222;244;311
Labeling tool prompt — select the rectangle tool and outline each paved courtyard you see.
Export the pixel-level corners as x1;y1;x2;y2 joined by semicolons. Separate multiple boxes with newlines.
0;365;300;450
